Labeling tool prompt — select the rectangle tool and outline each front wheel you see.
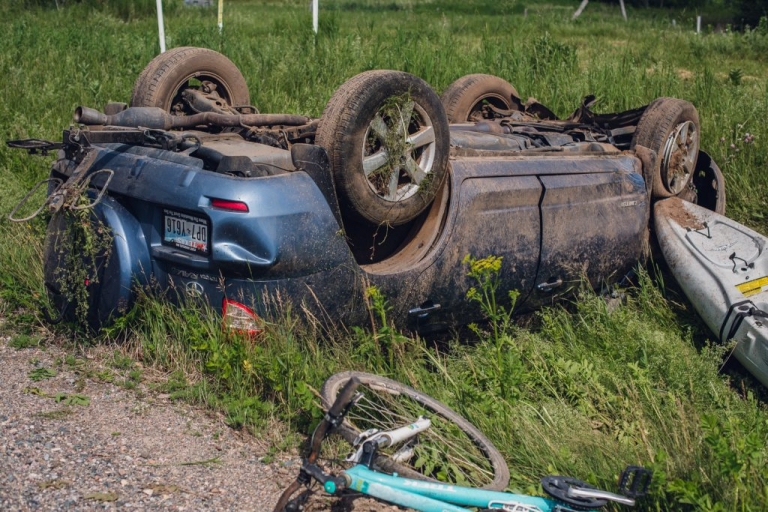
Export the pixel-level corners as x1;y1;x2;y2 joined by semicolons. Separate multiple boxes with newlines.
631;97;700;199
320;371;510;491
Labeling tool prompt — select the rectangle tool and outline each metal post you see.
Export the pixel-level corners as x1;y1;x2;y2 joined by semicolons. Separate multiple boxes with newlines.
218;0;224;33
156;0;166;53
697;15;701;34
312;0;318;34
572;0;589;20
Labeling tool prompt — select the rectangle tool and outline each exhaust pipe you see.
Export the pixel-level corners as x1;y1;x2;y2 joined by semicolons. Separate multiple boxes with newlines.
74;106;109;126
74;106;311;130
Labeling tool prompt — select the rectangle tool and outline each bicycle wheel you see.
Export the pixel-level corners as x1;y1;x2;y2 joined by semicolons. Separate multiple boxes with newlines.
320;371;509;491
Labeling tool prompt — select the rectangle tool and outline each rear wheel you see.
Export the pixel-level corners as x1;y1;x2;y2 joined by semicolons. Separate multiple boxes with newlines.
441;74;521;123
631;97;700;199
130;47;250;115
320;371;510;491
316;70;450;226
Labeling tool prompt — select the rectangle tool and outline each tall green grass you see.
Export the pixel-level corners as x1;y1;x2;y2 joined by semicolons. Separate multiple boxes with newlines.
1;1;768;510
103;266;768;509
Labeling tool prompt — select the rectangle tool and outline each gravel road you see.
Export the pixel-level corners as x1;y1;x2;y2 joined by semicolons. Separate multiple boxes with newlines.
0;332;396;512
0;337;297;511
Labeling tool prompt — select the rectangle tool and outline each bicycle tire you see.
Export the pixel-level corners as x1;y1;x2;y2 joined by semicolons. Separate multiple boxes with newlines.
320;371;510;491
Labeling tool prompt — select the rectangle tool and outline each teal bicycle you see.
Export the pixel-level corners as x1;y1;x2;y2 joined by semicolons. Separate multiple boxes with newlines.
273;372;651;512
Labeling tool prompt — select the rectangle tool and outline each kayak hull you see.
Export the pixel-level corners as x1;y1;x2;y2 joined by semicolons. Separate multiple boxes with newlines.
654;197;768;387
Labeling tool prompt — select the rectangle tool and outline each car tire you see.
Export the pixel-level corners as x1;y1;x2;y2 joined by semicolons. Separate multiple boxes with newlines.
316;70;450;226
631;97;700;199
130;47;250;114
441;74;520;123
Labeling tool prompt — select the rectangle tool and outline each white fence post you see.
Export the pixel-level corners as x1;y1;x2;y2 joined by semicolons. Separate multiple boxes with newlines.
156;0;166;53
312;0;318;34
697;15;702;34
572;0;589;20
218;0;224;33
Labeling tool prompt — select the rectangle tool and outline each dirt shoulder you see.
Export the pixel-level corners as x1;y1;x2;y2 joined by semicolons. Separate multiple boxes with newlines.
0;336;297;511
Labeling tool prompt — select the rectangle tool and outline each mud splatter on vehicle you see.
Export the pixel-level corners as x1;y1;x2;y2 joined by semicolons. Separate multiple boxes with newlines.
8;48;726;334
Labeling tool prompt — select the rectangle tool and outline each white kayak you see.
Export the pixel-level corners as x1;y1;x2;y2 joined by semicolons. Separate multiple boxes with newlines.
655;197;768;387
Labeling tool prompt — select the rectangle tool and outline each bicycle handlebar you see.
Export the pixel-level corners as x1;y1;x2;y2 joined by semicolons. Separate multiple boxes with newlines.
328;376;361;417
273;377;361;512
307;376;360;464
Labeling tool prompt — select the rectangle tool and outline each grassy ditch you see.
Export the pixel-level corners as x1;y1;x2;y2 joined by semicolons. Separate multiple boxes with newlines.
1;1;768;510
86;266;768;509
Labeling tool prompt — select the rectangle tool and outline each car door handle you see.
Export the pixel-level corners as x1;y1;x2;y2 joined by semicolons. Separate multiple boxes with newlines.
537;278;563;293
408;302;441;319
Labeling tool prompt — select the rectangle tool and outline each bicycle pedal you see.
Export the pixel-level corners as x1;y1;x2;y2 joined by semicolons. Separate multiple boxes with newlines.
618;466;652;498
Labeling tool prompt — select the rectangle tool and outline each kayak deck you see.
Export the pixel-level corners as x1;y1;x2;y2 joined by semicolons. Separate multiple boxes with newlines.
655;197;768;386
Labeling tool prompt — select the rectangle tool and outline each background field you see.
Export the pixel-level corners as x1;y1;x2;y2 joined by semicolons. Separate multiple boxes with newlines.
2;0;768;509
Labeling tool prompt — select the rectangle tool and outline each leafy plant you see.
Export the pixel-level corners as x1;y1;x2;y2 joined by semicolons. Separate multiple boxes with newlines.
361;285;414;369
463;254;520;345
728;68;743;86
28;367;57;381
9;334;43;349
53;393;90;406
462;254;524;400
48;203;114;328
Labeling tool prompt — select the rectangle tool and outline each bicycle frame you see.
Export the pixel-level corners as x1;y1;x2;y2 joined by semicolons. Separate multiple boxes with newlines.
273;376;649;512
343;465;569;512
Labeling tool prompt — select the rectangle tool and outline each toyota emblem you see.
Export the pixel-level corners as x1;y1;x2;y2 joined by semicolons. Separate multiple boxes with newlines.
185;281;205;298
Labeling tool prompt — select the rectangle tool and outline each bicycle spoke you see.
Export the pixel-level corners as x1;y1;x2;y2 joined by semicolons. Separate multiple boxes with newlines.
341;387;495;487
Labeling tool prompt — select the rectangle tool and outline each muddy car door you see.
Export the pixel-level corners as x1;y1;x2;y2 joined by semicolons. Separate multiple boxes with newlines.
526;154;649;307
402;159;543;333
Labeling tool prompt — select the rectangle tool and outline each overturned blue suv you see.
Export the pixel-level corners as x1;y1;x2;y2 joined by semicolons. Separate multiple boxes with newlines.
9;47;726;335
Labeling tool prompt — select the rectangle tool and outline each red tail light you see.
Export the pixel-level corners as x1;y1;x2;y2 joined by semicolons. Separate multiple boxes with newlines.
211;199;249;212
222;298;263;337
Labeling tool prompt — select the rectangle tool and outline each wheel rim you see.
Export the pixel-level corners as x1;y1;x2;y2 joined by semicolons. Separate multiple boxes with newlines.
361;100;437;204
661;120;698;195
466;93;511;122
166;72;235;115
338;383;498;488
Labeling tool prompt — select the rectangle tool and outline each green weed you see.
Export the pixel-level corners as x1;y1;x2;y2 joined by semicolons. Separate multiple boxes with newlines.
52;392;90;406
28;367;57;381
9;334;43;349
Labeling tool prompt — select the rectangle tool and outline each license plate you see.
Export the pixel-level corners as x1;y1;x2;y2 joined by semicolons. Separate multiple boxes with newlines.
163;209;209;255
